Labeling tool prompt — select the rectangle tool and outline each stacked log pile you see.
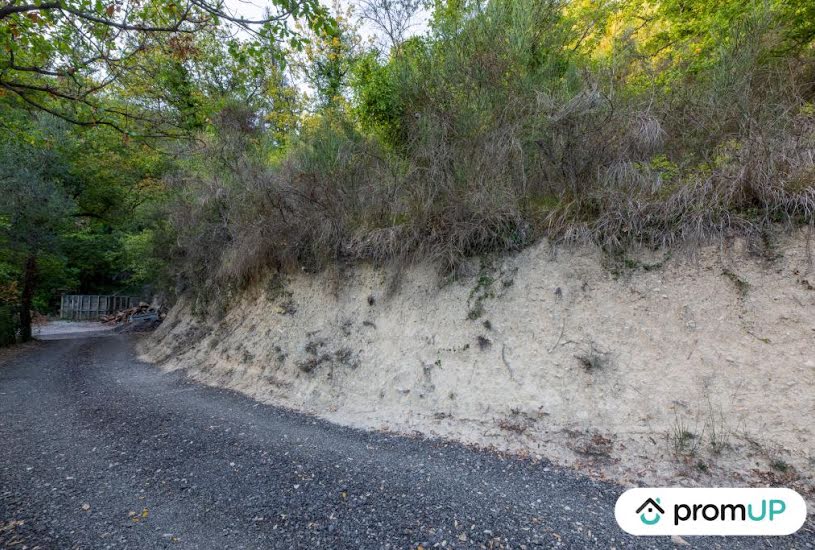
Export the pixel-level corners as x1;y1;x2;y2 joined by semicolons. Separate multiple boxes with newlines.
101;302;162;325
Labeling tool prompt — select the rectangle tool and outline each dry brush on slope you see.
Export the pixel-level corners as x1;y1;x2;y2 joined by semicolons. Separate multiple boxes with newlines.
163;0;815;306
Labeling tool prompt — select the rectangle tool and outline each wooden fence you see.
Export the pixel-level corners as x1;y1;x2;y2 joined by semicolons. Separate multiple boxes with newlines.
60;295;140;321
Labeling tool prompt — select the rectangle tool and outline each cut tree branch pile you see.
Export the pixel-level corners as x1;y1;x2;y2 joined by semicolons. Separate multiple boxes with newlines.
101;302;163;325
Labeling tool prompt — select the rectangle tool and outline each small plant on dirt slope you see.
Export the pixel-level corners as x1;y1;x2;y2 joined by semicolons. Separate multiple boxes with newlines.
467;271;495;320
574;342;613;372
670;416;701;457
722;269;751;297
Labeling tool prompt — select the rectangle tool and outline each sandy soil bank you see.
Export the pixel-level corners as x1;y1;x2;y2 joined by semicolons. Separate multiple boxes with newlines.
140;233;815;501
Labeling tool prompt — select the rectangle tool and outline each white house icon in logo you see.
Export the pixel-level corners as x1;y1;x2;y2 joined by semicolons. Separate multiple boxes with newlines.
636;498;665;525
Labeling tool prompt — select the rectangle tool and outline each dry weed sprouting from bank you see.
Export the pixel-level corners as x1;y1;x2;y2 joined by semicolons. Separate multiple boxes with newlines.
164;0;815;303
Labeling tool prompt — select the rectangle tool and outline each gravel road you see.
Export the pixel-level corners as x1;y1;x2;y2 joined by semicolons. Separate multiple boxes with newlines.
1;335;811;549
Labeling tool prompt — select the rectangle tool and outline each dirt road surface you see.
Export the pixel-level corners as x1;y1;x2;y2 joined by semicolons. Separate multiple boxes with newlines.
1;335;812;548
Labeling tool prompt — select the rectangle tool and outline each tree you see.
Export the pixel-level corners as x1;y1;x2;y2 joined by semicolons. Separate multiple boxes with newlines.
297;2;361;110
0;0;333;136
0;107;172;342
356;0;424;53
0;120;75;341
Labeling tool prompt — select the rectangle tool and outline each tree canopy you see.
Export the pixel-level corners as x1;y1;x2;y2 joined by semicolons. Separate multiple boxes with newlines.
0;0;333;136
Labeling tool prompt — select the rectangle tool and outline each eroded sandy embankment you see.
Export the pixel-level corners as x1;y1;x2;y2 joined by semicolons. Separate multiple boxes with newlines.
140;234;815;500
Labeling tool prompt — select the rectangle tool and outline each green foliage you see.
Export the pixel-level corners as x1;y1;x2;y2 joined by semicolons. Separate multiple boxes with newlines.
0;111;172;335
297;6;362;110
350;51;406;145
0;125;76;255
0;0;334;135
3;0;815;327
0;305;15;347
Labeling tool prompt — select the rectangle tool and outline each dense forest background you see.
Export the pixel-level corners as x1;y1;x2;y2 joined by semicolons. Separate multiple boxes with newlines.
1;0;814;343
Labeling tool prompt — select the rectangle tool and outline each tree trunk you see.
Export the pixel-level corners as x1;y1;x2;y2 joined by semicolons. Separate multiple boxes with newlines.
19;254;37;342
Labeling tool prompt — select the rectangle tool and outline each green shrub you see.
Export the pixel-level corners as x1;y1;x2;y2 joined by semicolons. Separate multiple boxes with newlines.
0;305;18;347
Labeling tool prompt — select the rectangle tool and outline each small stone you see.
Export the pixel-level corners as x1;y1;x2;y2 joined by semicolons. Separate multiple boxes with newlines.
671;534;690;545
81;503;90;511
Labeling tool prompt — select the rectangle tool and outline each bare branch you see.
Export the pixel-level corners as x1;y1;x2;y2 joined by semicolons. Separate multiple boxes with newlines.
0;0;323;134
356;0;422;52
0;2;60;20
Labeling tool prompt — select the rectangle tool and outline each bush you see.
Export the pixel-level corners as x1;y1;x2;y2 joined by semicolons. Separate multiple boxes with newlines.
164;0;815;304
0;305;18;347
